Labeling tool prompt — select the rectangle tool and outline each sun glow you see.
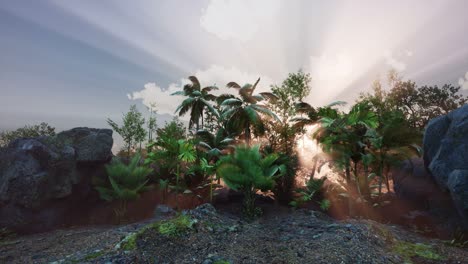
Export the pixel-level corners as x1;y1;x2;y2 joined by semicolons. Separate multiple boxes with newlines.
296;124;342;185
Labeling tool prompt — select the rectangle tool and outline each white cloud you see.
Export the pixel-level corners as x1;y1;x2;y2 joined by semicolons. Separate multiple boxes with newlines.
127;65;276;116
309;53;353;82
200;0;281;42
305;53;355;105
405;50;414;57
384;50;407;72
458;71;468;90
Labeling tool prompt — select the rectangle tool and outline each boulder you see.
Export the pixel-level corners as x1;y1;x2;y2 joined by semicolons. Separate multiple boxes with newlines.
0;127;113;233
423;104;468;223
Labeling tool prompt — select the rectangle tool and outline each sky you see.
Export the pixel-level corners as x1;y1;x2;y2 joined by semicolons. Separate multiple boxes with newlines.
1;0;468;150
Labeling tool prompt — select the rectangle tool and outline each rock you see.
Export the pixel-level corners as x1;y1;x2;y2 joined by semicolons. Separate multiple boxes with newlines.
0;127;113;233
393;158;441;206
154;205;175;216
423;105;468;224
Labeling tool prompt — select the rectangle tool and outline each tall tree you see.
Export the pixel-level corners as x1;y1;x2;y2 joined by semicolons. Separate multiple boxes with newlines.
147;103;158;143
172;76;219;131
220;78;279;145
107;104;146;157
266;70;312;154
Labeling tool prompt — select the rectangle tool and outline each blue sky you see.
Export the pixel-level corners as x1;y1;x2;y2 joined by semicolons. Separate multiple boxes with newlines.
1;0;468;149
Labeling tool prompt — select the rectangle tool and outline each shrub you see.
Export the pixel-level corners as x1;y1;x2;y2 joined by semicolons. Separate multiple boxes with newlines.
95;154;152;220
0;122;55;147
216;145;285;218
290;176;330;210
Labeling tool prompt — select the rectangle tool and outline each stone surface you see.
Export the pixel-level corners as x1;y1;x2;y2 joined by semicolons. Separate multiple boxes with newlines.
0;127;113;232
423;104;468;223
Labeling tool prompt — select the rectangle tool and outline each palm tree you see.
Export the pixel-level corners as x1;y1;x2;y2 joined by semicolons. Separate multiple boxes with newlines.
172;76;219;131
292;101;344;129
314;102;378;197
365;110;421;195
195;127;235;160
219;78;279;145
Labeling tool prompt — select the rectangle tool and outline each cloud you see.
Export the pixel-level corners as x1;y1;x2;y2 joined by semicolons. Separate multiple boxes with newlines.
458;71;468;90
309;53;353;82
127;65;276;116
200;0;281;42
305;53;355;105
384;50;407;72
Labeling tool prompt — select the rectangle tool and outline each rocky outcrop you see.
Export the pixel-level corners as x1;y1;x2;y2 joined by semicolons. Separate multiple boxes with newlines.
0;127;113;232
423;104;468;223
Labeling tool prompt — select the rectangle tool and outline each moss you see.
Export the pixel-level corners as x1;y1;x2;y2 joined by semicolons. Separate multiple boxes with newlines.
370;224;395;242
148;214;196;237
120;233;138;251
83;250;105;261
213;260;230;264
393;241;444;263
116;214;196;251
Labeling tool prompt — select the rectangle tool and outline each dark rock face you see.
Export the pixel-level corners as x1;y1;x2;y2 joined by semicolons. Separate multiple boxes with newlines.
423;104;468;223
0;127;113;233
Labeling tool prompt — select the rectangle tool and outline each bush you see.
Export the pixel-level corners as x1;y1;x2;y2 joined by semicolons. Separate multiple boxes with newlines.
0;122;55;147
216;145;285;218
271;152;298;204
95;154;152;220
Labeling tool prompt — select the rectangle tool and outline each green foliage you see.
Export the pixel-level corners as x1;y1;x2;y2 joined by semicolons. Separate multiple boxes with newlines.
362;71;468;130
145;117;187;178
213;260;230;264
83;250;105;261
393;241;444;263
146;137;198;210
268;151;298;204
118;214;196;251
172;76;219;131
97;154;152;202
156;117;186;141
119;232;138;251
290;176;328;210
196;127;235;159
107;105;146;156
156;214;196;236
96;154;151;220
270;69;312;122
319;199;331;211
220;78;279;144
0;122;55;147
217;145;285;218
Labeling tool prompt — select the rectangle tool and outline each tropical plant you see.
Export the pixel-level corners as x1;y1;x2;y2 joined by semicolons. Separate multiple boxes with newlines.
172;76;219;131
263;146;299;204
96;154;152;221
107;105;147;156
314;102;378;198
220;78;279;145
216;145;285;218
290;176;329;210
174;139;197;210
195;127;235;160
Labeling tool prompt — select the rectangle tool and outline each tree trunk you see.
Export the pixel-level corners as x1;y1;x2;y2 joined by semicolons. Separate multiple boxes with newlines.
201;112;204;130
378;158;384;196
